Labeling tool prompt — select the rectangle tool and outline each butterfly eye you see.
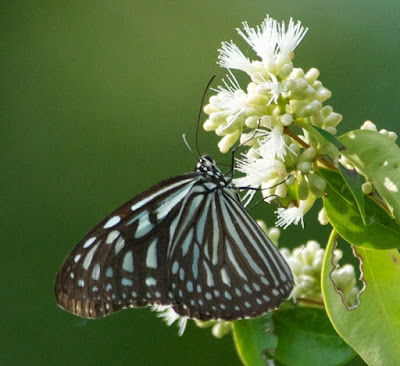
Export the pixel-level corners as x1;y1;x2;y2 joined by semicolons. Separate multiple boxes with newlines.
201;154;214;164
55;155;293;321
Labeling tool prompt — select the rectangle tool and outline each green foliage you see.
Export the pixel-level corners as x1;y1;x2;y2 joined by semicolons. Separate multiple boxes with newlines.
232;314;276;366
322;231;400;365
340;130;400;220
273;308;355;366
338;163;366;225
232;307;356;366
320;168;400;250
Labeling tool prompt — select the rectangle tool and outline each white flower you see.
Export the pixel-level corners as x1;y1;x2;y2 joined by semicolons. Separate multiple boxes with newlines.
237;16;279;68
218;41;254;74
281;241;360;306
275;195;316;228
277;18;308;61
212;71;248;131
255;72;286;105
257;124;289;160
151;305;188;336
234;150;287;205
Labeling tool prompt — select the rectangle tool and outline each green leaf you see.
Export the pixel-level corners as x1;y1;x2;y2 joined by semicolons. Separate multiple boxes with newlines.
298;123;342;163
232;314;276;366
310;124;346;151
273;308;355;366
338;163;366;225
321;168;400;249
322;230;400;366
340;130;400;220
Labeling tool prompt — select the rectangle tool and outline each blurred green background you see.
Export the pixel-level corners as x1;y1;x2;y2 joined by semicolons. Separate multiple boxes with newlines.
2;0;399;365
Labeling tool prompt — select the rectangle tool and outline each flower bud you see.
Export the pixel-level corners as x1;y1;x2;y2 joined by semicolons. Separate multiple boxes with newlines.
315;87;332;102
305;68;320;83
324;112;343;127
203;104;216;114
307;173;326;197
285;79;296;90
318;207;329;225
212;322;232;338
278;63;293;78
203;119;219;131
268;227;281;244
245;116;260;128
299;146;316;162
361;182;372;195
298;161;312;173
298;174;310;200
361;120;377;131
299;100;322;117
259;115;272;128
311;111;324;127
388;131;398;142
275;182;288;198
218;131;240;153
325;126;337;135
291;68;305;79
210;111;228;124
280;113;293;126
320;105;333;118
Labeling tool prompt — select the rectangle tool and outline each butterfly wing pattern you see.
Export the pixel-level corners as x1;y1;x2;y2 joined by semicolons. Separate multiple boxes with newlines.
55;154;293;321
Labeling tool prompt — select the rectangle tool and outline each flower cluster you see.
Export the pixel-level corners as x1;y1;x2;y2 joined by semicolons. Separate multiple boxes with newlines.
203;15;343;227
281;240;359;307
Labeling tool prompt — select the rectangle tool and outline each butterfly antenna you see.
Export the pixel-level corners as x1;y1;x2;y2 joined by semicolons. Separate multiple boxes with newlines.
182;133;193;153
227;118;262;179
195;74;216;157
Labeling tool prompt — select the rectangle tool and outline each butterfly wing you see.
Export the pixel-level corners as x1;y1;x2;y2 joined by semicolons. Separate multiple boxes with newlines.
55;173;200;319
167;185;293;321
56;155;293;322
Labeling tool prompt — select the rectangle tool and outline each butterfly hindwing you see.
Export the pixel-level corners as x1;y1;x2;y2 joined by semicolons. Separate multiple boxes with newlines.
167;184;293;321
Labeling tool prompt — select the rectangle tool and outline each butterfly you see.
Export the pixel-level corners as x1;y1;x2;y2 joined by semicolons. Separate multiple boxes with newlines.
55;154;293;321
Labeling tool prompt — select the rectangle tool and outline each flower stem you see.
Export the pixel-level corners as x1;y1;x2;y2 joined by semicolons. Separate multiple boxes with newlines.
284;127;337;170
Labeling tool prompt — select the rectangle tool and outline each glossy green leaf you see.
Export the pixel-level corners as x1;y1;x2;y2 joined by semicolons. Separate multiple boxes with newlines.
311;124;345;151
273;308;355;366
321;168;400;249
322;231;400;365
340;130;400;220
338;163;366;225
298;123;341;163
232;314;276;366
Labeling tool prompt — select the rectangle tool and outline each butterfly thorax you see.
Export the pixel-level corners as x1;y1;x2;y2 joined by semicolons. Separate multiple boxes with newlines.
196;154;230;190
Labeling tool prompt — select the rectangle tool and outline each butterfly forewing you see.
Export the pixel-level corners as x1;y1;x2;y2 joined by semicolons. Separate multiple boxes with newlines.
55;155;293;321
55;173;200;318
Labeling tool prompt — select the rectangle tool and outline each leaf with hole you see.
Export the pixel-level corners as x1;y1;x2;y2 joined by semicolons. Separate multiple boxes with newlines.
322;231;400;366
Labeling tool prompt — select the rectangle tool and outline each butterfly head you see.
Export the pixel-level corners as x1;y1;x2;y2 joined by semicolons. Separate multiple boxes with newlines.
196;154;228;187
198;154;215;167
